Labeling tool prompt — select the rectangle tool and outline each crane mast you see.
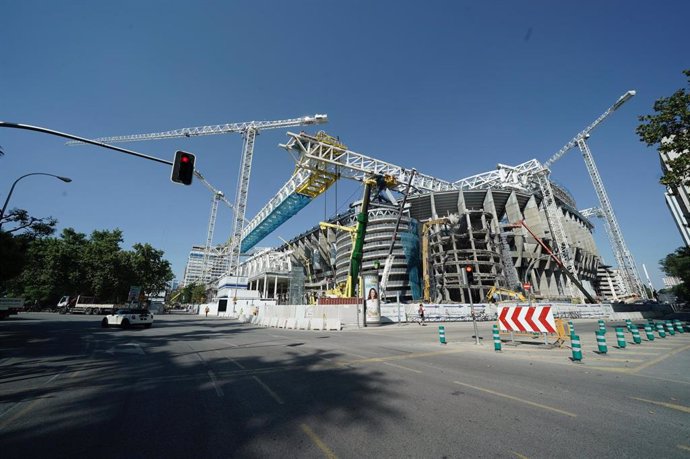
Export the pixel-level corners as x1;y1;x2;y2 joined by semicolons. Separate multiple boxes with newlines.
577;138;647;299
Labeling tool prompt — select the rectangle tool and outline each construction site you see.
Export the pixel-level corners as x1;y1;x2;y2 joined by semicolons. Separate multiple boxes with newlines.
88;92;650;309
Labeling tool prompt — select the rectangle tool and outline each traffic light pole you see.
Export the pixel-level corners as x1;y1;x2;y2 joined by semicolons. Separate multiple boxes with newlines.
0;121;173;166
465;270;480;345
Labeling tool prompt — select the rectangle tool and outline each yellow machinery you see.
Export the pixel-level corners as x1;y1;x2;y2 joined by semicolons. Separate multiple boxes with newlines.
486;286;527;303
319;221;358;298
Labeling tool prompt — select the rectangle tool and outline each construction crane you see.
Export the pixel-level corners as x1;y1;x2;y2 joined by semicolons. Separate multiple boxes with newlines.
542;90;647;299
68;114;328;278
193;169;245;283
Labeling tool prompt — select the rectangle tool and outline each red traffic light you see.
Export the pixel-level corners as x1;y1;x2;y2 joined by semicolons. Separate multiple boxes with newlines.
465;265;473;272
171;150;195;185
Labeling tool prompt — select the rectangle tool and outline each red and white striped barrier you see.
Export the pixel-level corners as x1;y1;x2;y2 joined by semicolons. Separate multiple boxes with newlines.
498;306;557;333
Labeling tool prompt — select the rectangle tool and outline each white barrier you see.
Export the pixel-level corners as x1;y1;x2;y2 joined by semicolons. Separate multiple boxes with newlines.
310;318;324;331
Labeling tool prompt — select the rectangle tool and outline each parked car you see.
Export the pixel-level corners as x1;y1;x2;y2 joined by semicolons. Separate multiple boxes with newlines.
101;309;154;329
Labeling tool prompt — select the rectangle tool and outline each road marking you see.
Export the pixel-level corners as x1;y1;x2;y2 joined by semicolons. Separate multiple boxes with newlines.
452;381;577;417
383;362;422;373
630;397;690;414
678;445;690;452
207;370;224;397
630;343;690;373
225;356;246;369
0;398;42;430
343;348;463;365
300;423;338;459
252;376;284;405
632;373;690;386
511;451;530;459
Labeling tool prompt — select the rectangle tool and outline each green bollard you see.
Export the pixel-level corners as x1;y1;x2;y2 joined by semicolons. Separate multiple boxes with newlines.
438;325;447;345
656;323;666;338
631;327;642;344
598;320;607;334
595;330;608;354
492;325;502;351
571;335;583;362
625;319;633;332
674;320;685;334
568;320;575;338
665;321;676;336
615;327;626;348
644;324;655;341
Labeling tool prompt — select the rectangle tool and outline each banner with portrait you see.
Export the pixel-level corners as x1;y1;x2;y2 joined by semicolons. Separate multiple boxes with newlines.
362;273;381;325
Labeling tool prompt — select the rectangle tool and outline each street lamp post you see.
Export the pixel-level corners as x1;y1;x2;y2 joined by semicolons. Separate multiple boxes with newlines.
0;173;72;230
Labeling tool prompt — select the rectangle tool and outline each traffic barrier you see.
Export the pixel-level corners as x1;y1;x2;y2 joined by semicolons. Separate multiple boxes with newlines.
655;323;666;338
673;320;685;334
492;325;501;351
665;321;676;336
595;330;608;354
615;328;626;349
438;325;447;344
571;335;582;362
310;318;324;331
643;324;655;341
598;320;606;334
325;319;342;331
631;327;642;344
625;319;633;332
497;306;568;346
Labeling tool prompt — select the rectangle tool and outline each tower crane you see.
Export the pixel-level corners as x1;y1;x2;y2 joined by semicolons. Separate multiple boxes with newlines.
542;90;647;299
68;114;328;278
193;169;247;283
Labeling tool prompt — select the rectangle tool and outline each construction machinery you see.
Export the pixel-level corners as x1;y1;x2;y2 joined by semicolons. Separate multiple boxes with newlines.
379;169;416;299
68;114;328;280
486;286;527;303
542;90;646;300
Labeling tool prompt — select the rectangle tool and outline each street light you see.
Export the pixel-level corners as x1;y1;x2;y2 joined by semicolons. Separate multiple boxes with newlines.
0;172;72;230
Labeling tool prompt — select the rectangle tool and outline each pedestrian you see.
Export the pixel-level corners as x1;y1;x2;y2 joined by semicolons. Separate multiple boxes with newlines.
418;303;425;325
205;306;210;317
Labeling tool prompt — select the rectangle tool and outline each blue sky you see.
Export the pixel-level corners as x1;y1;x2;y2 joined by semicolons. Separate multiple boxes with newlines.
1;0;688;289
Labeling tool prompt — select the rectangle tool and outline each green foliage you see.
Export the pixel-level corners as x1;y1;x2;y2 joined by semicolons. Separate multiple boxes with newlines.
659;246;690;301
637;69;690;187
3;227;174;307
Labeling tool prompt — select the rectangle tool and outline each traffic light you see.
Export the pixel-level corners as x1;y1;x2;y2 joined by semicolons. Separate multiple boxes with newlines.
465;265;474;285
171;150;195;185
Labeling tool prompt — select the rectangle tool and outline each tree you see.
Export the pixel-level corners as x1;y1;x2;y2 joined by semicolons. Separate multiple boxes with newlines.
127;243;174;295
637;69;690;187
0;208;57;290
659;246;690;301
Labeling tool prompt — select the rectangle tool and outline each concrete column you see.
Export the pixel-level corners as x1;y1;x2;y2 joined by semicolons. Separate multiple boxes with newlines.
273;275;278;299
263;273;268;298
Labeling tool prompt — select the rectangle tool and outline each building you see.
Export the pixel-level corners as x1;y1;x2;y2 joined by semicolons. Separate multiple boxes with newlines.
659;148;690;246
182;245;230;286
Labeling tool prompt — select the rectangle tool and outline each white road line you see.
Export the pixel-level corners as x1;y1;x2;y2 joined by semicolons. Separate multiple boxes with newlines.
252;376;284;405
207;370;224;397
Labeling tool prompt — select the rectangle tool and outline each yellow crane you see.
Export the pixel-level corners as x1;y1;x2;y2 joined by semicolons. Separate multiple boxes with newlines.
486;286;527;303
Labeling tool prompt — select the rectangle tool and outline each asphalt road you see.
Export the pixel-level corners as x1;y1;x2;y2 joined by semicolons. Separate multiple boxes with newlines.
1;313;689;458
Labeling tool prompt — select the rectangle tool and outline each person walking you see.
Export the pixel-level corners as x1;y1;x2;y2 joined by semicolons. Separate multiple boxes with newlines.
205;306;210;317
418;303;425;326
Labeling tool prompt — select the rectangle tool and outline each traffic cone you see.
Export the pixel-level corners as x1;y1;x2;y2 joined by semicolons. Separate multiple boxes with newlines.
615;327;626;349
673;320;685;334
492;325;501;351
665;321;676;336
598;320;606;334
631;327;642;344
571;335;583;362
438;325;447;345
643;324;655;341
656;323;666;338
595;330;608;354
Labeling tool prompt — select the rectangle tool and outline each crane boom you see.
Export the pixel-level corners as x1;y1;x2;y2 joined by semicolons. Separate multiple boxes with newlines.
543;90;635;168
65;114;328;145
